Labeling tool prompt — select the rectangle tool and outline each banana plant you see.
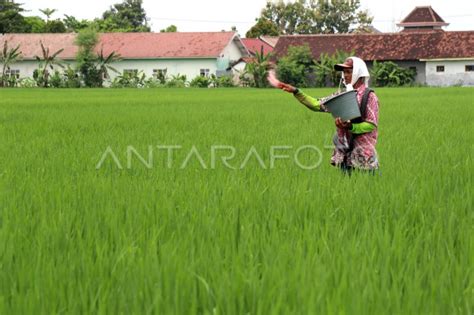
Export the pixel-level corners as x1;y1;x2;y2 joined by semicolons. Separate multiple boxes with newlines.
244;46;272;88
35;41;65;87
96;48;121;83
0;41;22;87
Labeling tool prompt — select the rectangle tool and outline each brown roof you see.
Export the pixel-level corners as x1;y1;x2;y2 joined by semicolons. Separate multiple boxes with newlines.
397;6;449;28
0;32;243;60
272;31;474;61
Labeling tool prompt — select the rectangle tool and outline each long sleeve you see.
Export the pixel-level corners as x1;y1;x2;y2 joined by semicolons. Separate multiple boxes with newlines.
293;89;324;112
351;121;376;134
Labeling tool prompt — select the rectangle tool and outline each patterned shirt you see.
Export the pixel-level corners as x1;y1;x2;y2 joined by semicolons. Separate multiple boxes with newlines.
294;86;380;170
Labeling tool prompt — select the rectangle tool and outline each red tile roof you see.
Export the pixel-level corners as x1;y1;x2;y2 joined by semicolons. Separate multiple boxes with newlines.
397;6;449;28
0;32;241;60
241;38;273;55
272;31;474;61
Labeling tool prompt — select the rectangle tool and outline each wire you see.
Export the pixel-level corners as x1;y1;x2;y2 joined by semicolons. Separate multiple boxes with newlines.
148;16;254;24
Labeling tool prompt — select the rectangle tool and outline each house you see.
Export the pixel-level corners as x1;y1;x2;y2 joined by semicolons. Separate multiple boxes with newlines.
272;6;474;86
230;37;275;80
0;32;250;81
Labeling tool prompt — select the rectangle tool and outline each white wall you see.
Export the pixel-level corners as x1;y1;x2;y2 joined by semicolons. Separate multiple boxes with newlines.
110;59;217;80
231;61;247;83
425;60;474;86
7;60;74;79
221;38;246;63
396;61;426;85
365;61;426;85
8;58;218;81
8;37;247;83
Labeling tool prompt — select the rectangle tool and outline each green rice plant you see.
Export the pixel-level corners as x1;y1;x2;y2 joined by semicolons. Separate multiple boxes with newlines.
0;87;472;314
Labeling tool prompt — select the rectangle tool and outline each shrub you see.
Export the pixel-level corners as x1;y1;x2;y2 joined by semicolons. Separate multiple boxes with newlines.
276;44;315;88
370;61;416;87
111;71;146;88
314;50;354;87
3;74;19;87
50;71;63;88
165;74;187;88
212;75;235;88
18;77;37;88
144;78;164;88
33;69;46;87
190;75;210;88
238;71;253;87
63;66;82;88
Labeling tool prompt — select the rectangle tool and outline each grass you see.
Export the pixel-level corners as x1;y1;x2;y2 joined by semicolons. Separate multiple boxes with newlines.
0;87;472;314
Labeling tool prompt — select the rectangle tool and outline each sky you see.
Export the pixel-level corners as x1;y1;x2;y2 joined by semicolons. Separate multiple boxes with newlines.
20;0;474;35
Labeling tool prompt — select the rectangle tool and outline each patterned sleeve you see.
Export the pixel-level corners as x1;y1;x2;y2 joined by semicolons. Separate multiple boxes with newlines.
364;92;379;127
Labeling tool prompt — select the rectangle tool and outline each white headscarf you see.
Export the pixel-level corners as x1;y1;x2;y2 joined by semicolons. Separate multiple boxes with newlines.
344;56;370;87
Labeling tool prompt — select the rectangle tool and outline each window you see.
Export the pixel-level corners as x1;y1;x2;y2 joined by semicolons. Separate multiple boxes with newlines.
200;69;210;77
6;69;20;79
465;65;474;72
409;66;417;75
436;65;445;72
123;69;138;76
153;69;167;78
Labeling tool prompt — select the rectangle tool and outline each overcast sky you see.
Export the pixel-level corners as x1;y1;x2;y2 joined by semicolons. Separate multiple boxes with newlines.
20;0;474;35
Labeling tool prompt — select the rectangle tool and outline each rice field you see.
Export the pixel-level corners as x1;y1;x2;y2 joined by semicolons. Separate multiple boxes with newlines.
0;87;472;314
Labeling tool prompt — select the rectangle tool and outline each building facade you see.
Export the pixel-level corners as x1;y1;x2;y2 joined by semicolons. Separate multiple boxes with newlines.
0;32;249;82
272;7;474;86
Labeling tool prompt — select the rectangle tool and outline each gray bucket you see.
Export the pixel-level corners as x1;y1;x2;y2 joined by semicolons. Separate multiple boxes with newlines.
323;90;361;121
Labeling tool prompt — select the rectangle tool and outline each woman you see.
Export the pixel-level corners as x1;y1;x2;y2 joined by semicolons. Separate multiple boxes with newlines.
276;56;379;174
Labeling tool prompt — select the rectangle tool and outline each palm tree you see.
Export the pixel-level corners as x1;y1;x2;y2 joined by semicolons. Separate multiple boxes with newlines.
39;8;56;21
96;48;121;86
0;41;22;88
35;41;64;87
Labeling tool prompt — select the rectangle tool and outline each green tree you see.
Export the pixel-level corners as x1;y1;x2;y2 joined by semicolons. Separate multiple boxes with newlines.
0;40;22;87
75;29;121;87
63;15;92;32
351;10;375;34
34;41;65;87
315;0;373;34
245;18;279;38
24;16;46;33
0;0;28;33
101;0;150;32
75;28;101;87
258;0;315;34
44;20;67;33
251;0;373;35
160;25;177;33
276;44;315;87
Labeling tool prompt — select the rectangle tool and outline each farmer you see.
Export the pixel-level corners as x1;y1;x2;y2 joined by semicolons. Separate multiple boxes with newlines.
277;57;379;174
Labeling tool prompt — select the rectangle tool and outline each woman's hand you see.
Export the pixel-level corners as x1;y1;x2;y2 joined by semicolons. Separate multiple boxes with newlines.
279;82;297;93
268;70;296;93
335;117;352;130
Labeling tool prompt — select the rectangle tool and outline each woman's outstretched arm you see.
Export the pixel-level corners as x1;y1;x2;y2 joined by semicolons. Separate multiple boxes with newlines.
279;82;325;112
